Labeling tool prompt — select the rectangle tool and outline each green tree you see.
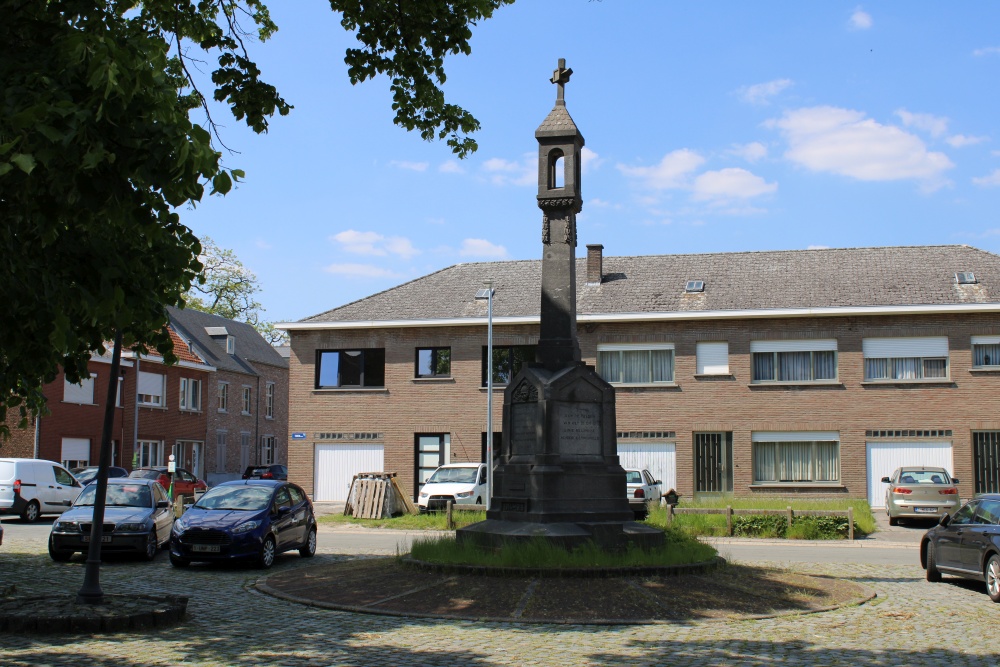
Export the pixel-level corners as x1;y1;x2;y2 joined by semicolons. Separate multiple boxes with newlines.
1;0;512;436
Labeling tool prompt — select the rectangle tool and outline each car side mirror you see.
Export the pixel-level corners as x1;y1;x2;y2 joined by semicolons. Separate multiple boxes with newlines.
654;480;662;485
277;505;291;516
951;478;959;484
156;500;170;509
880;477;891;483
938;513;951;527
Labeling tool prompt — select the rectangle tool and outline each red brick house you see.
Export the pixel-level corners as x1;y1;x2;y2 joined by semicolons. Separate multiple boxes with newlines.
282;244;1000;507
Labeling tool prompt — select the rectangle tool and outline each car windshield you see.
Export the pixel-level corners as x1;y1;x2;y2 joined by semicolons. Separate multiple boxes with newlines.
75;484;151;508
625;471;643;484
898;470;951;484
129;469;161;480
193;486;273;511
426;467;478;484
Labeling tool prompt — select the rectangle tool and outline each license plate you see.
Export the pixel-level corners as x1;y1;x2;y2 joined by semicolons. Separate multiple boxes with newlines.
191;544;220;553
81;535;112;543
914;507;938;513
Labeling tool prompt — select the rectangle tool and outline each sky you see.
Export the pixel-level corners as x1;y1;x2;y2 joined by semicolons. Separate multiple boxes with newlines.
178;2;1000;324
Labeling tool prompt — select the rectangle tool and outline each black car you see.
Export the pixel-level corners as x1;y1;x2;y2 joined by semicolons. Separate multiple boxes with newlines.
169;479;316;569
70;466;129;486
48;477;174;561
242;465;287;481
921;493;1000;602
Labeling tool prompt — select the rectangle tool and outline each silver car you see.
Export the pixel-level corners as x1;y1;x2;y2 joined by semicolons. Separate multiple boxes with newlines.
882;466;961;525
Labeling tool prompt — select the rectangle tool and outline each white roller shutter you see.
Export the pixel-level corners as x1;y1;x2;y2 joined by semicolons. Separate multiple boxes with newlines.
617;442;676;492
61;438;90;463
138;371;165;397
863;337;948;358
314;443;384;502
63;375;95;404
696;342;729;374
971;335;1000;345
751;339;837;353
752;431;840;442
597;343;674;351
866;441;954;507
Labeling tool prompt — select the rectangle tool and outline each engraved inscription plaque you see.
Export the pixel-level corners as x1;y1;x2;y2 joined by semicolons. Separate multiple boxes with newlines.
510;403;540;455
555;402;601;456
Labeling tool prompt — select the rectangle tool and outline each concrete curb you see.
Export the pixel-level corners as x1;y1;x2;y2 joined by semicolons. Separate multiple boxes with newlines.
0;594;189;634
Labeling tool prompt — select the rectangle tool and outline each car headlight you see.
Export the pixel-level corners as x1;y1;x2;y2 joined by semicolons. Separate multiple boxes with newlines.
116;522;149;533
455;491;473;498
232;520;261;535
419;492;428;499
54;521;79;532
172;518;187;534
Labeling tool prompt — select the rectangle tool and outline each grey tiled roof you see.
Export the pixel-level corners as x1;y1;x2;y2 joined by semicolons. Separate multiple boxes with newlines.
167;306;288;374
300;245;1000;324
535;104;582;138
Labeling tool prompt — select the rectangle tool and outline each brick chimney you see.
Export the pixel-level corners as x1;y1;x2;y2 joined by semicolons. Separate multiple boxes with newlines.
586;244;603;284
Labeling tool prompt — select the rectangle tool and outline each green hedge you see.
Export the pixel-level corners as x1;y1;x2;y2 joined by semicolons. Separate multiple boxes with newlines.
731;514;854;539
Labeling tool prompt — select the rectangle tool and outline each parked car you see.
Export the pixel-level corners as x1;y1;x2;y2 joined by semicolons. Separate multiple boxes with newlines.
882;466;961;525
129;467;207;499
0;521;4;546
417;463;488;512
169;479;317;569
625;468;662;519
70;466;129;486
921;494;1000;603
0;458;84;522
242;465;288;481
48;477;174;562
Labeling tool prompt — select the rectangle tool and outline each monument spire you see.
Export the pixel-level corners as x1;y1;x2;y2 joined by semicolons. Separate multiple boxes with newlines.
551;58;573;105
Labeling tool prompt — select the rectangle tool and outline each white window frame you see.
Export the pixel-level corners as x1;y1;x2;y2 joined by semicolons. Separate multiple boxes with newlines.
696;342;729;375
265;382;275;419
136;440;164;467
226;336;235;355
61;437;91;469
240;433;252;469
751;432;841;485
63;373;97;405
242;386;252;415
863;336;949;382
215;431;228;473
138;371;166;407
218;381;228;412
179;377;202;412
971;335;1000;369
597;343;675;385
750;340;838;384
261;435;275;466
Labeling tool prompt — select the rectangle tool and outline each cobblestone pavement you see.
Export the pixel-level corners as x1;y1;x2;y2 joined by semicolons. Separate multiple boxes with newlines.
1;524;998;667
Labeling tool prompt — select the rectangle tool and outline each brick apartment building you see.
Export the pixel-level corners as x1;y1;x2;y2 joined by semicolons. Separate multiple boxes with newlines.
282;244;1000;507
16;308;288;485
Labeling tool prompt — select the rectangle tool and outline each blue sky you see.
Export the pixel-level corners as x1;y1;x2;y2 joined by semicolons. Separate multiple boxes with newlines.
179;2;1000;323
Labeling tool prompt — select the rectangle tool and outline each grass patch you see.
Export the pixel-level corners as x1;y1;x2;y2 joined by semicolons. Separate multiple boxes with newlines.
644;497;877;538
408;528;717;569
318;510;487;530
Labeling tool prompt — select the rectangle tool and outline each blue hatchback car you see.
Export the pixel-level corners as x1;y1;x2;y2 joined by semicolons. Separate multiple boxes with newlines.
169;479;317;569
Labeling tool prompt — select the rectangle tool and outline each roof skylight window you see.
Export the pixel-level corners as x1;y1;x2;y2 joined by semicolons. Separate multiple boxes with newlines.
956;272;977;285
685;280;705;293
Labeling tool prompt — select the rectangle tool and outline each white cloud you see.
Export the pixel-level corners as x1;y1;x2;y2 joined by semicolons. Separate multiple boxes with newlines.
973;169;1000;187
728;142;768;163
946;134;989;148
482;155;535;186
737;79;793;105
895;109;949;138
459;238;507;258
617;149;705;190
330;229;420;259
973;46;1000;57
692;168;778;201
850;7;873;30
768;106;954;183
581;147;603;173
439;160;464;174
323;263;401;278
807;245;831;250
389;160;429;172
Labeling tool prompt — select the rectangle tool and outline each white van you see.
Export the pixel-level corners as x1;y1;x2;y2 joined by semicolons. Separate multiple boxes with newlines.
417;463;488;512
0;458;84;522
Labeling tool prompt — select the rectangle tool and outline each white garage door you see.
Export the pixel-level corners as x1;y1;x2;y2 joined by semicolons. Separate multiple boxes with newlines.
617;442;677;492
314;443;384;502
867;441;954;508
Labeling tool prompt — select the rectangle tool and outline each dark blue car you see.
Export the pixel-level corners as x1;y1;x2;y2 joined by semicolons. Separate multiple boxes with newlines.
169;479;317;569
922;493;1000;603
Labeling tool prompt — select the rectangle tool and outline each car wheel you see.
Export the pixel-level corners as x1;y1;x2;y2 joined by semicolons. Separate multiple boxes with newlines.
925;541;942;582
986;554;1000;603
299;528;317;558
258;535;277;569
21;500;40;523
143;532;158;561
169;552;190;568
48;536;72;562
888;515;898;527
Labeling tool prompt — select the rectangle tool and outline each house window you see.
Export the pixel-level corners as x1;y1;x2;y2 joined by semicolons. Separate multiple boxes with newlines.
242;386;252;415
696;342;729;375
261;435;275;466
481;345;536;386
179;378;201;411
597;344;674;384
265;382;275;419
316;349;386;388
116;375;124;407
136;440;164;467
750;340;837;383
226;336;235;354
416;347;451;378
61;437;90;469
137;371;165;407
240;433;251;469
752;432;840;484
972;336;1000;368
218;382;228;412
216;431;228;473
63;373;96;404
863;337;949;381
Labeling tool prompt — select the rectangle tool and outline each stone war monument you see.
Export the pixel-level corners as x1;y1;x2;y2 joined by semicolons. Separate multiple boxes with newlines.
457;60;665;552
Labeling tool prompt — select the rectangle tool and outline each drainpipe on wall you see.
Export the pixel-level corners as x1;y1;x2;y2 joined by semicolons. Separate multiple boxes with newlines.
132;354;140;468
33;412;40;459
255;374;261;465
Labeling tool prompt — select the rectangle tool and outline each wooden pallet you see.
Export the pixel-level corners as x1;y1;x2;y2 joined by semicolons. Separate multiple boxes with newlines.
344;471;419;518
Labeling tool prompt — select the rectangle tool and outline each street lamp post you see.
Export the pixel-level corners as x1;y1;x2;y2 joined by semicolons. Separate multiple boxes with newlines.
475;281;495;511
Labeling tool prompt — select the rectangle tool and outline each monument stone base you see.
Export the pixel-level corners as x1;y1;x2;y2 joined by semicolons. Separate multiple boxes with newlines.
456;518;665;553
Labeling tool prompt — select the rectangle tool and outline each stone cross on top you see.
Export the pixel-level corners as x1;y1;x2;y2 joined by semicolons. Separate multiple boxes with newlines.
551;58;573;104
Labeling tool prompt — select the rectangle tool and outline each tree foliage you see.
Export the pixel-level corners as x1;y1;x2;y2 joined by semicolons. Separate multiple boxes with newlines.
1;0;510;437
